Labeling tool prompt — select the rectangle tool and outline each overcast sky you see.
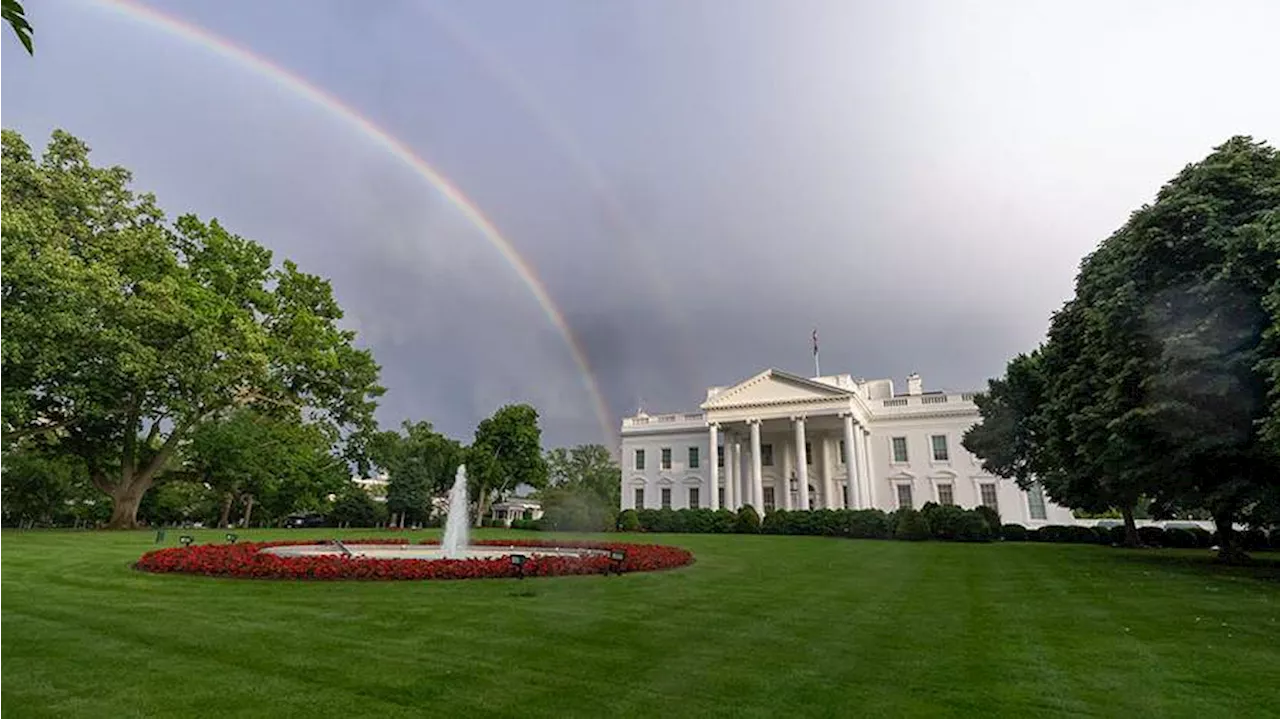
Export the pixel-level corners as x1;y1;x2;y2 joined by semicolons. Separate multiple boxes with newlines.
4;0;1278;448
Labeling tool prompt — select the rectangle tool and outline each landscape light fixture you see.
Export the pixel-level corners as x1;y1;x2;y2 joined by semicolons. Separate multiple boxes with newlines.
179;535;194;547
225;533;238;544
607;549;627;576
510;553;527;579
154;529;166;544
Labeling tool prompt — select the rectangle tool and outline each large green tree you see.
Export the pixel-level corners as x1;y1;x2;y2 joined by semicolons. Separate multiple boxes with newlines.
467;404;548;526
372;420;463;527
1;129;383;528
967;136;1280;560
539;444;620;531
3;0;32;54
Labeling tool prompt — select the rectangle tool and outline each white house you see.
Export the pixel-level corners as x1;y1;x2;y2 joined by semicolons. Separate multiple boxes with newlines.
619;368;1074;527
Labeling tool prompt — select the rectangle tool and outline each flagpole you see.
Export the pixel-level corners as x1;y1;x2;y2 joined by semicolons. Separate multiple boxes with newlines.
812;329;820;377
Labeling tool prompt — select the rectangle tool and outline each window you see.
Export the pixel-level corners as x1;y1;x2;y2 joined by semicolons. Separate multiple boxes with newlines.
980;483;998;511
634;488;644;508
718;487;725;508
891;437;909;463
634;449;645;470
805;441;812;465
839;439;846;463
842;484;849;508
1027;482;1047;520
763;487;776;512
761;444;774;466
661;448;672;470
717;446;725;468
688;487;700;509
688;446;699;469
937;483;954;505
896;483;913;510
931;434;949;462
661;487;672;509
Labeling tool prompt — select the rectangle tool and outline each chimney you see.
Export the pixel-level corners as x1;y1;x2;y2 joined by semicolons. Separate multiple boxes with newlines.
906;373;923;396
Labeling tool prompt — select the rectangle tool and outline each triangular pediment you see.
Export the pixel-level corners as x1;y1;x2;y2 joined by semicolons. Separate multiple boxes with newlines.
701;369;853;410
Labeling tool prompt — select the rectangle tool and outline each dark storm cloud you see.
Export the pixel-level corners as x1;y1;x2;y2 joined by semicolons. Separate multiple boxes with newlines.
5;0;1279;447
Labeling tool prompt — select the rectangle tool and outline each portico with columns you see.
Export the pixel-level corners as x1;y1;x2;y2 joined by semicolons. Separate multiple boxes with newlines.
620;367;1076;525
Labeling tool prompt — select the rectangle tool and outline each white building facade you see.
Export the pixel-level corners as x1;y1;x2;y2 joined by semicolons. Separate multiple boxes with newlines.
619;368;1074;526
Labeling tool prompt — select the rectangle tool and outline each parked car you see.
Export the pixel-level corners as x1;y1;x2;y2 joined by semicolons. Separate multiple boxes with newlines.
283;514;326;528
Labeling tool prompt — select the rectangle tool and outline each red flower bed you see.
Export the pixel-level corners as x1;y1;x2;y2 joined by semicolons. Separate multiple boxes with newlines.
134;538;693;581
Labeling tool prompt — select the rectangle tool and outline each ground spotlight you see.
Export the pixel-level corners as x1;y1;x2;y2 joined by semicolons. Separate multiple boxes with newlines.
608;549;626;575
510;553;527;579
225;533;238;544
179;535;194;547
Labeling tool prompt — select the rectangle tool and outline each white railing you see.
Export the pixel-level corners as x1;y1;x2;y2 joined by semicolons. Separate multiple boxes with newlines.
921;395;948;405
623;412;706;428
883;398;908;407
879;393;979;410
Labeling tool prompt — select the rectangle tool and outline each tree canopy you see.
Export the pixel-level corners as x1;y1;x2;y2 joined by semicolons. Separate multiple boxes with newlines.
1;129;384;527
466;404;548;525
372;420;463;527
964;136;1280;560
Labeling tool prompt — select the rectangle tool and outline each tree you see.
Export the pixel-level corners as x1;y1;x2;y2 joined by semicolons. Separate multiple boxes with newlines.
3;0;32;54
372;421;462;527
467;404;548;527
1;130;383;528
328;486;385;528
540;444;620;531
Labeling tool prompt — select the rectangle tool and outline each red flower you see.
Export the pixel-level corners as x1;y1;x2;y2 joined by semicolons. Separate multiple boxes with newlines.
134;538;693;581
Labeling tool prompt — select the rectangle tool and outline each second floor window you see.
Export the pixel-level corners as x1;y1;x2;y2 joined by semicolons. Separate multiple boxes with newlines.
805;441;812;465
688;447;699;469
634;449;645;470
761;444;774;466
661;448;672;469
892;437;909;463
931;434;949;462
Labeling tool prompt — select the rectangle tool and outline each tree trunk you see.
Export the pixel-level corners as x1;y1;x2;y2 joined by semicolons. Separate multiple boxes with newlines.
219;493;235;529
106;478;152;529
1120;505;1140;547
242;495;255;528
1213;510;1250;565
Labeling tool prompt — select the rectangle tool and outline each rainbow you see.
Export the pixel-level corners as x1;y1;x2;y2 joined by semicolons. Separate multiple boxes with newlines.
92;0;615;442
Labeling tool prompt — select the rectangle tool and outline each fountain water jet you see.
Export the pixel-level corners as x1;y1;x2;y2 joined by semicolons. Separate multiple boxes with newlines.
442;465;470;559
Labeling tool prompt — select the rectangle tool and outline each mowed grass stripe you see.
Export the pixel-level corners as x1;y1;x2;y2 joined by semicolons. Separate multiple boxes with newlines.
3;529;1279;718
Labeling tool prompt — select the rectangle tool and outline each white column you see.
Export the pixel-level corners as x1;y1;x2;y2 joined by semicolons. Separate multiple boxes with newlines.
749;420;764;511
842;414;859;508
794;417;810;510
781;437;794;510
707;423;720;511
861;429;876;509
721;432;733;510
820;436;834;509
732;438;743;510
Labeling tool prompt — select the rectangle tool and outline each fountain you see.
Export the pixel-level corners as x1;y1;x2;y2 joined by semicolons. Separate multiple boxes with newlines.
442;465;470;559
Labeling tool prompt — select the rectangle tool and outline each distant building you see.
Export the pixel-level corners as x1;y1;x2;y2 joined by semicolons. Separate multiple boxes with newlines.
489;499;543;526
351;473;389;502
619;368;1074;526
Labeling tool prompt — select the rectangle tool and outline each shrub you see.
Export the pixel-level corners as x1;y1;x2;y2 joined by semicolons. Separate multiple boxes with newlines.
635;509;660;532
1001;523;1029;541
761;509;789;535
1106;525;1126;546
921;503;964;540
1164;528;1198;548
954;511;993;542
734;505;761;534
1036;525;1072;543
479;518;502;528
1065;526;1100;544
616;509;640;532
712;509;737;534
1241;528;1270;551
1090;526;1112;545
1137;526;1166;547
893;508;930;541
846;509;890;539
1188;527;1213;548
974;506;1001;539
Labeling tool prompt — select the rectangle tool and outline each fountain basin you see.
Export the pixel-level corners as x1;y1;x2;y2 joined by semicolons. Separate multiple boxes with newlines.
260;543;605;561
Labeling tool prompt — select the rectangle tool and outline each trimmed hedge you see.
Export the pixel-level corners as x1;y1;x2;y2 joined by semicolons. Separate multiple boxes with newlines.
1001;523;1030;541
1137;526;1167;547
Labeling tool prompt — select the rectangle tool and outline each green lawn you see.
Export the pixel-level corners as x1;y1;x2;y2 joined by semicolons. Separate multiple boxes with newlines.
3;530;1278;718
